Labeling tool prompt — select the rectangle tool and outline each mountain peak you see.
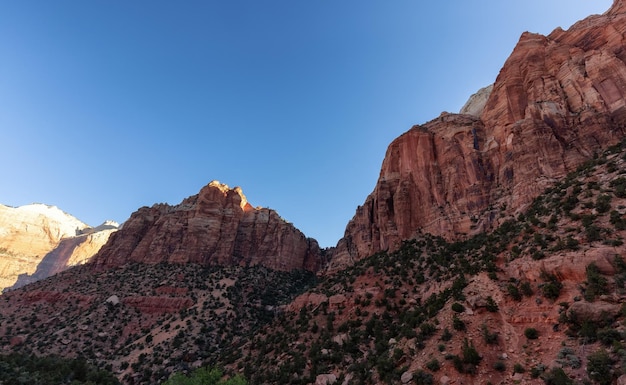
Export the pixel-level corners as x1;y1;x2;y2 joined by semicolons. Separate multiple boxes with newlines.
91;180;322;271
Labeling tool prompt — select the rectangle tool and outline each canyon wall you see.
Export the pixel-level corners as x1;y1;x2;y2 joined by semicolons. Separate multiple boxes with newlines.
331;0;626;269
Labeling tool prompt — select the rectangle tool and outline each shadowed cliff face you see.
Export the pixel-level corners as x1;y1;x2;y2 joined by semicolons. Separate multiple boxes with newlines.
91;181;323;272
332;0;626;270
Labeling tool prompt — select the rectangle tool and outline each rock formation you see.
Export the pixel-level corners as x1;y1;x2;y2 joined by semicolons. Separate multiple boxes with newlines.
0;204;117;290
331;0;626;269
91;181;323;272
459;84;493;117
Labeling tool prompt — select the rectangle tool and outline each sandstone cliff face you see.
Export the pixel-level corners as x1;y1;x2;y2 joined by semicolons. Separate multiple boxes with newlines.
9;225;118;290
332;0;626;269
91;181;323;272
0;204;117;290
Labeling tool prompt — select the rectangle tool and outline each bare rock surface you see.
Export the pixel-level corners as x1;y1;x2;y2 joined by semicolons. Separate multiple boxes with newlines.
0;204;116;290
91;181;322;272
331;1;626;269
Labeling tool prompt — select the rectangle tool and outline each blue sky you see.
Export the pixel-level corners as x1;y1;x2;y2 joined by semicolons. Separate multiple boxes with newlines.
0;1;612;247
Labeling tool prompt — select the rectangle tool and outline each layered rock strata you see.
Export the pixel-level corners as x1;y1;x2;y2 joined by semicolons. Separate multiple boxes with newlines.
332;0;626;269
91;181;322;272
0;204;116;290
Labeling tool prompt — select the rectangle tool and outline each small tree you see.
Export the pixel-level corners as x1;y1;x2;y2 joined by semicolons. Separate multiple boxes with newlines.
587;349;614;385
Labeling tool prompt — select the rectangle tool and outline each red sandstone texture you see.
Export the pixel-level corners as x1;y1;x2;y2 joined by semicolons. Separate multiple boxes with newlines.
331;1;626;270
91;181;323;272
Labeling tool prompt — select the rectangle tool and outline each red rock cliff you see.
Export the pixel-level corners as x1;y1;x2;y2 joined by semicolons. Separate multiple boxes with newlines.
332;1;626;269
91;181;322;272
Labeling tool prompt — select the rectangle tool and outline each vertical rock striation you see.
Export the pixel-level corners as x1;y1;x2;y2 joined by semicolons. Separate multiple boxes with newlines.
331;1;626;270
91;181;322;272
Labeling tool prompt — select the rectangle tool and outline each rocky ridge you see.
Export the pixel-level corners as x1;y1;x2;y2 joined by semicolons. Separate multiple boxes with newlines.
91;181;323;272
2;3;626;385
331;0;626;270
0;204;117;291
3;139;626;384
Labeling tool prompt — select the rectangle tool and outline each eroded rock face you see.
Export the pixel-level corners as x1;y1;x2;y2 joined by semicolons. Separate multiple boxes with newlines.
331;1;626;269
0;204;116;290
91;181;323;272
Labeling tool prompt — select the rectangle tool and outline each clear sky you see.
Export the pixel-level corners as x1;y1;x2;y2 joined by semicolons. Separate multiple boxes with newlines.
0;1;612;247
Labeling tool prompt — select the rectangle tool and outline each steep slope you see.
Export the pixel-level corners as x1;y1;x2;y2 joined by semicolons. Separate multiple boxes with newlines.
3;139;626;385
0;204;116;291
333;0;626;270
91;181;323;272
226;139;626;385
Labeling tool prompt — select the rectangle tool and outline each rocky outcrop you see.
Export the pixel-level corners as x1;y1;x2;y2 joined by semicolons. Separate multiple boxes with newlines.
9;225;118;290
91;181;323;272
331;0;626;269
0;204;117;291
459;84;493;117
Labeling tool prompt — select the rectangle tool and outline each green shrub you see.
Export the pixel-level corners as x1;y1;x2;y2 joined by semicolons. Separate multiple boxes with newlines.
425;358;440;372
481;324;498;345
597;327;623;346
520;281;534;296
163;366;247;385
541;272;563;300
586;349;614;385
493;361;506;372
413;370;433;385
542;367;574;385
507;283;522;301
595;194;612;213
513;363;525;373
584;263;608;301
451;302;465;313
524;327;539;340
440;328;452;341
485;296;499;312
460;339;482;374
452;314;465;331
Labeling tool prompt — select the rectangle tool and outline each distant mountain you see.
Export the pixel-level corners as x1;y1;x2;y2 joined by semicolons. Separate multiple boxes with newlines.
0;203;117;291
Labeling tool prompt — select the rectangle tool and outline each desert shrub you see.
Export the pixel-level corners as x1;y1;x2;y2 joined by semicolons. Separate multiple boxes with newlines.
541;272;563;300
610;177;626;198
481;324;498;345
586;349;614;385
531;364;546;378
485;296;499;312
425;358;440;372
542;367;574;385
493;361;506;372
513;363;525;373
420;322;436;337
440;328;452;341
520;281;534;296
452;315;465;331
0;354;120;385
584;263;608;301
163;366;247;385
413;370;433;385
524;327;539;340
556;347;581;369
595;194;612;213
610;210;626;230
451;302;465;313
507;283;522;301
597;327;623;346
450;338;483;375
